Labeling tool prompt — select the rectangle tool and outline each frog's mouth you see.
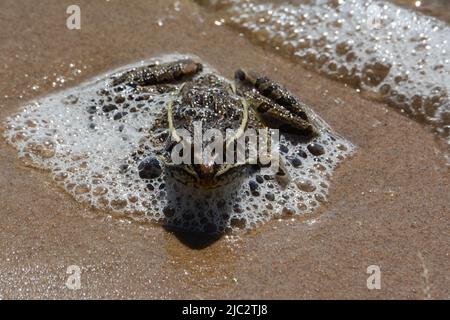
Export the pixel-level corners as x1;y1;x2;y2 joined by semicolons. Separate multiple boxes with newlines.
165;162;245;190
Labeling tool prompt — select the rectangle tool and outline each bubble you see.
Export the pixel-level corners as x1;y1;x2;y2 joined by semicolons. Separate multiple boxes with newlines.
24;140;55;158
307;143;325;156
297;149;308;158
54;172;68;181
114;95;126;104
230;217;246;229
279;144;289;154
295;179;316;192
255;175;264;184
281;206;296;217
314;163;327;172
63;94;79;105
314;193;327;203
75;184;91;194
102;104;118;113
265;192;275;201
111;199;128;210
289;156;302;168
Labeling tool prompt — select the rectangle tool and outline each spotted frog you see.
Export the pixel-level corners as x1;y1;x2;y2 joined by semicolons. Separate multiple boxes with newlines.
113;59;318;189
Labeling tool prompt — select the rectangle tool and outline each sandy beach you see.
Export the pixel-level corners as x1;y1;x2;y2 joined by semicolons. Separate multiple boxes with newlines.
0;0;448;299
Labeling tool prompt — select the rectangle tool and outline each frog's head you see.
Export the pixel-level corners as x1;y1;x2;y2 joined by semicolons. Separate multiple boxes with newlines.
165;85;250;189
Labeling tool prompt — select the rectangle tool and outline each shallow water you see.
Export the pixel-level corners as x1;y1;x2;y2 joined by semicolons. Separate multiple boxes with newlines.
1;0;449;299
197;0;450;162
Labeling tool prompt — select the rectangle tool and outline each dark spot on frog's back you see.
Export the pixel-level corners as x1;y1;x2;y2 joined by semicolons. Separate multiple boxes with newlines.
138;156;162;179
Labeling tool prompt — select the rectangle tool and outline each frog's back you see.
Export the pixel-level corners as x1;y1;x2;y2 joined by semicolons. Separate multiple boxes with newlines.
170;74;245;137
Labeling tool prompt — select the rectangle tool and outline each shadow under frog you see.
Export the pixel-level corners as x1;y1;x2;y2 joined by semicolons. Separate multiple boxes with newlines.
162;169;249;247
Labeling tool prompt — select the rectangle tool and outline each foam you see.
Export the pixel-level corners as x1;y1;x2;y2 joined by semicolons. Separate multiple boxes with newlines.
202;0;450;161
3;54;354;233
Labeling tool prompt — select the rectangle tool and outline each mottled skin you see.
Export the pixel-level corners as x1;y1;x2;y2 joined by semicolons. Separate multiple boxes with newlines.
113;59;318;189
112;59;202;87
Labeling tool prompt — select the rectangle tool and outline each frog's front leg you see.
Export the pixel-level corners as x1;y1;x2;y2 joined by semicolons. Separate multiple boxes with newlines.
112;59;202;87
235;69;318;138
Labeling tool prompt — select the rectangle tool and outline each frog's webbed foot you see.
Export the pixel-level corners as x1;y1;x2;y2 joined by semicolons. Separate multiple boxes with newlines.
235;69;318;138
112;59;203;87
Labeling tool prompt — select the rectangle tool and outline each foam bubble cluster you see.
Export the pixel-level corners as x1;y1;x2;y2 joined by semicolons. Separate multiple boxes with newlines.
203;0;450;160
3;55;353;233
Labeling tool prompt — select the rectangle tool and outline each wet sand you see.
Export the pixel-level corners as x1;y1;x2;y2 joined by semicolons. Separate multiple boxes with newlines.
0;0;448;299
393;0;450;23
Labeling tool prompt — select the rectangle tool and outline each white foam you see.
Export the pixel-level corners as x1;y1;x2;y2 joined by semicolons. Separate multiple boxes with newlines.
3;54;354;233
207;0;450;161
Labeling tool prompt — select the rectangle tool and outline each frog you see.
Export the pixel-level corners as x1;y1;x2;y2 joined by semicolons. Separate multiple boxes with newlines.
112;58;318;189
